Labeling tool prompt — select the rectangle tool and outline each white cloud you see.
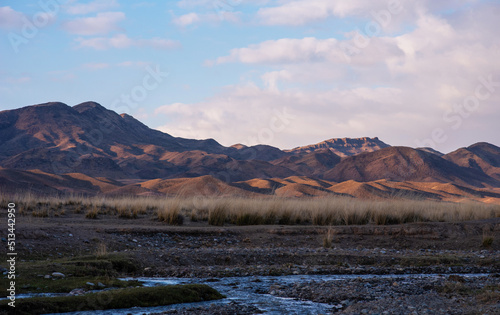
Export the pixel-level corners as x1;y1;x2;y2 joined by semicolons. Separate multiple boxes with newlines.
81;61;151;69
172;12;200;26
158;3;500;152
156;102;196;116
215;37;344;65
172;11;241;26
155;83;411;149
2;76;31;84
261;70;292;92
64;0;120;15
117;61;150;67
62;12;125;35
256;0;403;26
82;62;110;70
0;6;56;30
0;6;26;29
256;0;479;26
75;33;181;50
177;0;269;9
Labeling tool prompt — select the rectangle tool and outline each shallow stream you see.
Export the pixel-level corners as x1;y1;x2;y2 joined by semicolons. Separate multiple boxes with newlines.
45;273;489;315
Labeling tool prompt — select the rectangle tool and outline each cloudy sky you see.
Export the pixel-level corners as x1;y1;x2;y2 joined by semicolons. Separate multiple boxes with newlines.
1;0;499;153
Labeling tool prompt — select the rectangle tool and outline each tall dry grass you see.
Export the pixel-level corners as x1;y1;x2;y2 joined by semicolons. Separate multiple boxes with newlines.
156;198;184;225
2;191;500;226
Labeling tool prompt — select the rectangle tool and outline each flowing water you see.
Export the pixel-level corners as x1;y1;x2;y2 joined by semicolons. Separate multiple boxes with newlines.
42;273;489;315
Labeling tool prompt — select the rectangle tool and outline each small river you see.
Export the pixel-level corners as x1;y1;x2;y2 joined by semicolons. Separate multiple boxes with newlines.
44;273;490;315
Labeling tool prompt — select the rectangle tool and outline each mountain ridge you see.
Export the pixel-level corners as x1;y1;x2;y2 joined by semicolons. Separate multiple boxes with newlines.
0;101;499;202
287;137;390;157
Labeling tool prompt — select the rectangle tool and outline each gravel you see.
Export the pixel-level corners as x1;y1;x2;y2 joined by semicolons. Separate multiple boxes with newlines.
269;274;500;314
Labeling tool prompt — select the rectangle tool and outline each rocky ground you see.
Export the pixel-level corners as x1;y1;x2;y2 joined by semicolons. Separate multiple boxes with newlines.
147;274;500;315
268;274;500;314
2;211;500;314
156;301;263;315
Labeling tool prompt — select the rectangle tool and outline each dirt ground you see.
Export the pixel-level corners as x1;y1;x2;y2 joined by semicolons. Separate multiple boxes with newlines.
3;210;500;314
6;210;500;273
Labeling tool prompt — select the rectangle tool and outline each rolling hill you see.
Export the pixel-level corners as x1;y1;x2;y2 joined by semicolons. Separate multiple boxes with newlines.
443;142;500;181
1;101;499;203
324;146;500;188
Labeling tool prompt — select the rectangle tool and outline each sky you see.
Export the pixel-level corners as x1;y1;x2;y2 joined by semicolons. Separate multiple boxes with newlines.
0;0;499;153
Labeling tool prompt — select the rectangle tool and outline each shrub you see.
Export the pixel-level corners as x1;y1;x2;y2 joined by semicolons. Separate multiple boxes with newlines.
85;207;99;219
157;207;184;225
235;213;263;225
323;228;334;248
95;243;107;257
482;233;494;248
208;206;227;226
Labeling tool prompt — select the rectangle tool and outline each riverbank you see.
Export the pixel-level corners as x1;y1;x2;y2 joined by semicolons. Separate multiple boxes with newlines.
1;206;499;313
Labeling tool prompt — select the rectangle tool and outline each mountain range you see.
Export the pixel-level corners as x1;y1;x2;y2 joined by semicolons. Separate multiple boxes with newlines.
0;101;499;203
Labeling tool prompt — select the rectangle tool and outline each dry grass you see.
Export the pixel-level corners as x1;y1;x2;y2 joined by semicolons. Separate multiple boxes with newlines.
95;243;107;257
157;199;184;225
482;232;494;248
323;227;335;248
208;205;227;226
85;206;99;219
2;192;500;226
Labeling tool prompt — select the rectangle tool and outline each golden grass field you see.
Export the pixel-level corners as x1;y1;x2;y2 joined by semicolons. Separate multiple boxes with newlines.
3;192;500;227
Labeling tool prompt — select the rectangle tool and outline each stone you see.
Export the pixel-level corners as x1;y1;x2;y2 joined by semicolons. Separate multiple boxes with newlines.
69;288;85;296
52;272;65;278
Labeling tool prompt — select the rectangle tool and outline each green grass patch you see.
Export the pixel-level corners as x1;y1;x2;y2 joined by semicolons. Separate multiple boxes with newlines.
0;284;224;315
0;254;141;294
15;277;142;294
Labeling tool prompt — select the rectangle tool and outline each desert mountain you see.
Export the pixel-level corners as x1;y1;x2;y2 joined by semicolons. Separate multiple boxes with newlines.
138;175;255;197
443;142;500;181
0;102;388;181
2;168;499;203
324;146;500;188
287;137;390;157
1;101;499;202
0;167;121;195
271;149;342;178
416;147;444;156
0;102;293;180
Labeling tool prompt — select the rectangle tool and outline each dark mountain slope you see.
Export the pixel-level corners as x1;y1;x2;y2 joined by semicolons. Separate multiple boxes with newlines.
0;102;293;179
271;149;341;178
443;142;500;181
324;146;500;188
